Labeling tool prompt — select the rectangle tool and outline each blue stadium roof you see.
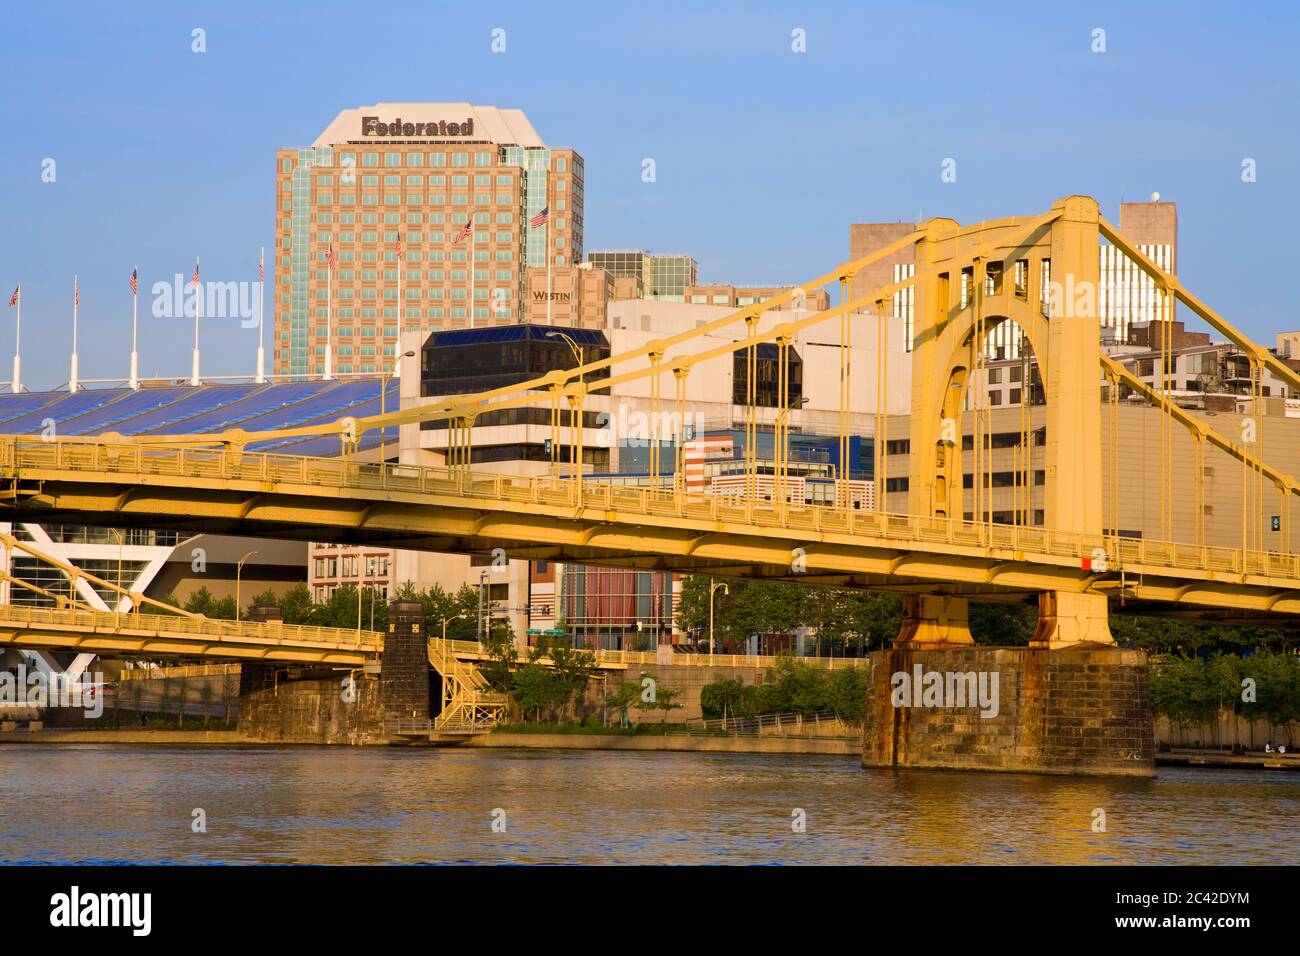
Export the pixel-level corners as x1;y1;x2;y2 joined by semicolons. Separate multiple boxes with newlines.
0;380;397;456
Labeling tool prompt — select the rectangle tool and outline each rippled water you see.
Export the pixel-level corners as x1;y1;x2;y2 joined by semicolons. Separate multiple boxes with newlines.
1;745;1296;864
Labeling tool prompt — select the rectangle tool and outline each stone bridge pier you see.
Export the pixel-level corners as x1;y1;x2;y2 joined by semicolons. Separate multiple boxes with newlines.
237;599;434;744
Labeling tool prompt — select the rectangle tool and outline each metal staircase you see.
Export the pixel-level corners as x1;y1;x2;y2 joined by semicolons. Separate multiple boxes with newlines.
426;637;509;732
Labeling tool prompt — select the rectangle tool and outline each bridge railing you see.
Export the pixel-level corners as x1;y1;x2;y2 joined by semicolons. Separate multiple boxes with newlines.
679;710;853;737
5;437;1300;586
0;600;383;650
439;636;868;670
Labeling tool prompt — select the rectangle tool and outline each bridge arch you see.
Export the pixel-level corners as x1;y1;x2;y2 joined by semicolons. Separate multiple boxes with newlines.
901;196;1113;647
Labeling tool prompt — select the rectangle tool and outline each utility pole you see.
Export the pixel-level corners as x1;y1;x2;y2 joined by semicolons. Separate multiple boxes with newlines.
477;570;488;642
709;578;729;655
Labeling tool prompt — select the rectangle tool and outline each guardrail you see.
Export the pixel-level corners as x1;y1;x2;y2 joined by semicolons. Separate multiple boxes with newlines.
3;437;1298;585
0;601;383;650
440;637;867;671
384;717;493;735
679;710;854;737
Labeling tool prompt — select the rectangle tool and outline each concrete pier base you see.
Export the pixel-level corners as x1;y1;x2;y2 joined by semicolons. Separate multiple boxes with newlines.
861;644;1155;777
237;598;429;744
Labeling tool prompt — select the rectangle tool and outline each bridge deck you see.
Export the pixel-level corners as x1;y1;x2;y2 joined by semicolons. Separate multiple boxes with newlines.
0;603;383;664
2;439;1298;619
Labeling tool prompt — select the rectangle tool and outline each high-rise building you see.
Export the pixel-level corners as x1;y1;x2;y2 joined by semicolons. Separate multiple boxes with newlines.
274;103;584;378
683;283;831;311
587;250;698;302
1099;200;1178;344
522;263;612;327
848;200;1178;359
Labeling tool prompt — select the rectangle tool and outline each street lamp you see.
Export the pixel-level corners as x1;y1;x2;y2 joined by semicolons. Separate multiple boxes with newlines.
441;611;467;641
775;395;811;429
235;550;258;623
772;396;810;505
380;350;416;465
108;528;125;613
356;553;366;639
546;331;584;383
709;578;730;656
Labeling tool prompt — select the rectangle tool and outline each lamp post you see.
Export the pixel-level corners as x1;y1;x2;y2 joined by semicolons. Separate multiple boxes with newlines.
109;528;125;613
548;332;586;485
380;350;416;465
235;550;258;623
708;578;730;656
356;553;367;640
774;396;810;505
441;612;467;663
441;612;467;642
546;331;583;383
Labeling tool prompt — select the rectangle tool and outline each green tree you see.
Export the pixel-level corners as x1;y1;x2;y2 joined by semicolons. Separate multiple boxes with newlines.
700;677;746;721
969;602;1037;645
824;665;871;723
634;672;683;725
277;583;315;624
183;586;235;620
542;635;597;719
1252;651;1300;747
605;679;643;727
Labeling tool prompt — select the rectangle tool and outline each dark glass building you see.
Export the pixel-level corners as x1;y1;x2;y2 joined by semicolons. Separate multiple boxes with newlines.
421;324;611;397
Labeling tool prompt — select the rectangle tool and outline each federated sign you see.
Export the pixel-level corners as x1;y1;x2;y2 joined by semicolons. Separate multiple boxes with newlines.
362;117;475;138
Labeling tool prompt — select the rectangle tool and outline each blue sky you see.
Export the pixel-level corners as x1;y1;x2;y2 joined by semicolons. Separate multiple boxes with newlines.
1;1;1296;388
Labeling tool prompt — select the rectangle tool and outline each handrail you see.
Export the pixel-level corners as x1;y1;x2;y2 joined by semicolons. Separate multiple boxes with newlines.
679;710;853;736
0;600;383;649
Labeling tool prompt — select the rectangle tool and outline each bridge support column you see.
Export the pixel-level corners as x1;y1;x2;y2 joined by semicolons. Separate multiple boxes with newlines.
1030;591;1114;648
894;595;974;647
381;599;431;721
861;644;1154;777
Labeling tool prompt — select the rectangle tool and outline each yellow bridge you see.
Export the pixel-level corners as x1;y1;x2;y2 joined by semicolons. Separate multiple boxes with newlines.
1;196;1297;653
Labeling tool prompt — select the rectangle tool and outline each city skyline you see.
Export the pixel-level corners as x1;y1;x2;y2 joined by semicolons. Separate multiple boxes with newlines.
2;1;1297;387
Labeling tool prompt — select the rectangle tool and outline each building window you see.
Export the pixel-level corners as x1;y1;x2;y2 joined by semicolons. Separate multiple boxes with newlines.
732;344;803;407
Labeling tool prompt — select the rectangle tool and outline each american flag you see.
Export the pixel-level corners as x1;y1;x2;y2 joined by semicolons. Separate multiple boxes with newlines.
130;268;138;295
325;243;336;270
191;261;200;289
530;205;549;229
7;286;17;307
453;218;473;243
74;280;79;307
258;256;264;282
394;233;403;257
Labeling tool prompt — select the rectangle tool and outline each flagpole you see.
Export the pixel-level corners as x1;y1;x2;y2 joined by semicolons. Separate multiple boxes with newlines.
11;284;21;394
469;221;476;330
256;247;266;384
191;256;202;386
70;274;79;393
396;234;403;340
130;266;139;390
324;248;333;381
546;181;553;326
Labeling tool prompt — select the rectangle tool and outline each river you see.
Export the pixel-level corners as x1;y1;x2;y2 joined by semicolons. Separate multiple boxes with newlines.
1;745;1296;864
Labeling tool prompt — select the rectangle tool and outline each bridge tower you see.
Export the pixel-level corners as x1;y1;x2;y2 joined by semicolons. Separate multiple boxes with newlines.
901;195;1112;648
